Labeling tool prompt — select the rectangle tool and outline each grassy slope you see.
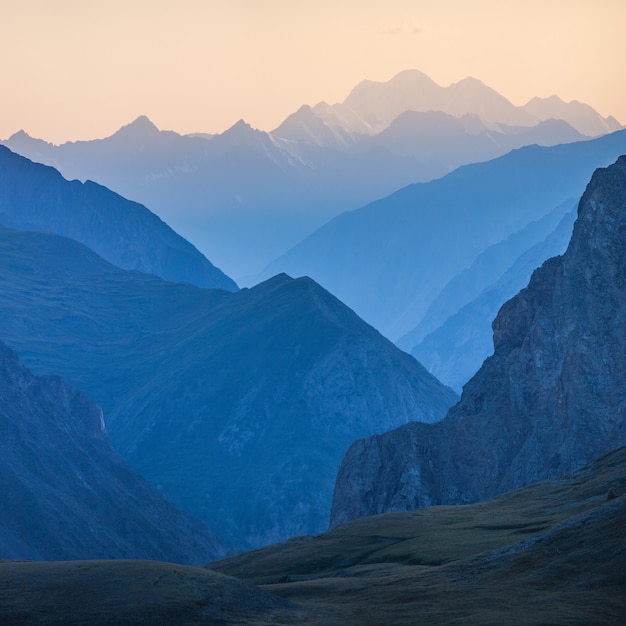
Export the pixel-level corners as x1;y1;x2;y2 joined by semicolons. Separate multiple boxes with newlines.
1;445;624;625
0;560;303;626
210;443;626;624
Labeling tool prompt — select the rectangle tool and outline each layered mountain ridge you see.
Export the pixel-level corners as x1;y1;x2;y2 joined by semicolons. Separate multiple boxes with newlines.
0;145;236;291
336;69;622;135
331;155;626;527
0;224;456;551
3;69;616;279
408;201;578;390
264;130;626;344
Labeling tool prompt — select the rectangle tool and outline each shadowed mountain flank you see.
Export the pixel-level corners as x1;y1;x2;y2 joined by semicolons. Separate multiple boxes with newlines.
0;226;456;551
0;340;224;563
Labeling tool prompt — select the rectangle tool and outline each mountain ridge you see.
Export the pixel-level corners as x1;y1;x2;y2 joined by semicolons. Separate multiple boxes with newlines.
410;204;577;390
330;154;626;527
0;145;237;290
2;68;615;279
261;130;626;341
0;225;457;551
338;69;621;135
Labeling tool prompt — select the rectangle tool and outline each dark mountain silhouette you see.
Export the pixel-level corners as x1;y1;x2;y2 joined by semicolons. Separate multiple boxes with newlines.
0;340;224;563
0;145;236;290
0;225;457;551
330;155;626;527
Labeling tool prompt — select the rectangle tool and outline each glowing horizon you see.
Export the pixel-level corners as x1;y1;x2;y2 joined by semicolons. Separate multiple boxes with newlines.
1;0;624;144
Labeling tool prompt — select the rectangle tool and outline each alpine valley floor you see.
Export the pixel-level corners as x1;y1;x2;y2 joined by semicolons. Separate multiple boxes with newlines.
2;443;625;625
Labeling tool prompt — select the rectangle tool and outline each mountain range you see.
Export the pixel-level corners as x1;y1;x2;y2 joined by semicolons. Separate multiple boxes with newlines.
0;339;224;563
3;69;618;279
0;145;236;291
408;201;578;390
330;155;626;527
264;130;626;386
1;71;626;623
0;201;456;551
338;69;622;135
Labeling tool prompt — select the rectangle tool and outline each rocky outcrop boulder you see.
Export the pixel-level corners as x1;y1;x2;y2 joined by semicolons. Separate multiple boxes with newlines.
331;155;626;527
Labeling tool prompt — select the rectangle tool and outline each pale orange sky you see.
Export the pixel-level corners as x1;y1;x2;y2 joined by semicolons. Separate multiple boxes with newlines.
1;0;624;144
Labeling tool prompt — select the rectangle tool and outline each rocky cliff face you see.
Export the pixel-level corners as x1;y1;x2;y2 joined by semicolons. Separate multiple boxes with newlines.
0;340;224;563
331;155;626;527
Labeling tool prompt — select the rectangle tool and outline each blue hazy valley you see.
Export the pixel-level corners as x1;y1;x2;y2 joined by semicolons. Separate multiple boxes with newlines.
1;70;626;624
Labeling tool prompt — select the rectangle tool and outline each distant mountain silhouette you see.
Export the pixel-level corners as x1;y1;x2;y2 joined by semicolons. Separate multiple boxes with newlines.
356;111;583;174
0;225;457;551
342;70;534;130
410;205;577;390
521;95;622;137
3;68;615;279
272;104;356;148
397;199;577;350
0;339;224;563
0;145;237;290
337;69;622;136
261;130;626;343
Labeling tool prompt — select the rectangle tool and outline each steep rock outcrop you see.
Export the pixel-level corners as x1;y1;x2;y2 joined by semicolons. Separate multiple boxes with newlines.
331;155;626;527
0;340;224;563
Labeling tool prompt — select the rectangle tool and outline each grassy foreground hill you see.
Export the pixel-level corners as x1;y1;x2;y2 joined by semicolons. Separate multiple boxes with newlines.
209;442;626;624
2;443;625;624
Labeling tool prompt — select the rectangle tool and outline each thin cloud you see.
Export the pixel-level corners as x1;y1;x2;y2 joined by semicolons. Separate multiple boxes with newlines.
380;23;430;35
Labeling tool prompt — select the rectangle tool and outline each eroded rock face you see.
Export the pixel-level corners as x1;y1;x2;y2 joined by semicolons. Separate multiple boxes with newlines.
331;155;626;528
0;340;224;563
